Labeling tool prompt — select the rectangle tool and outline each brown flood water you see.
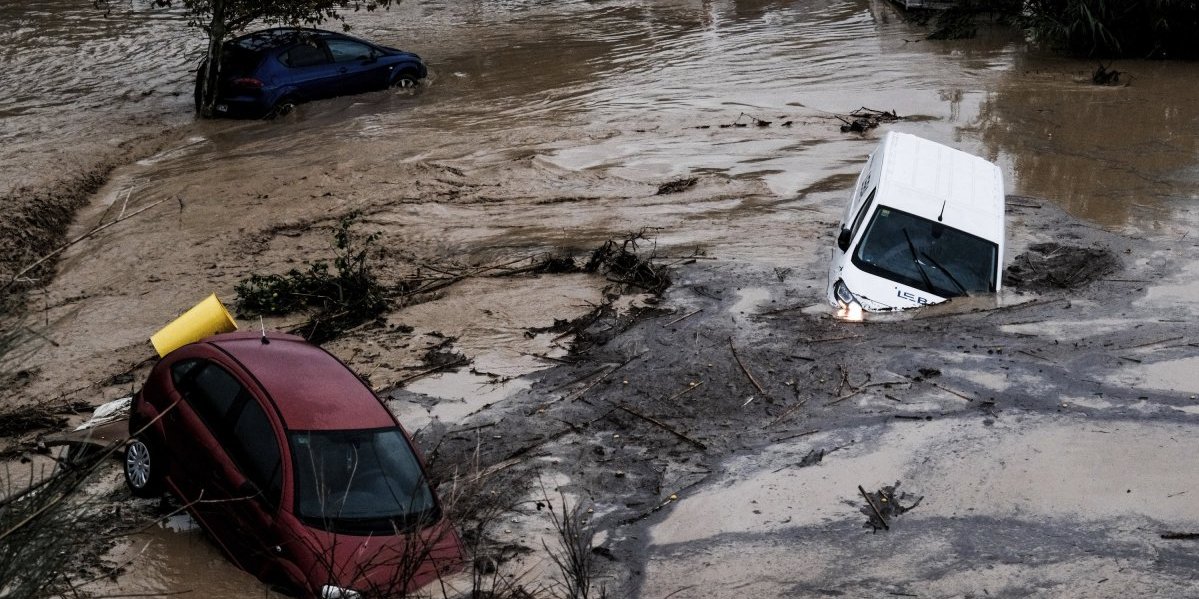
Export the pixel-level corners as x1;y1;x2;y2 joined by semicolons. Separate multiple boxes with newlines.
3;0;1199;597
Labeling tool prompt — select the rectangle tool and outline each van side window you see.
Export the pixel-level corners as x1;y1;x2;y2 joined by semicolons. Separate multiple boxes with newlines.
229;399;283;507
850;188;877;239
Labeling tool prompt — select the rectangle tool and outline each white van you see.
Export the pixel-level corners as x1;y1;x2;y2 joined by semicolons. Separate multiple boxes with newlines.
826;132;1004;316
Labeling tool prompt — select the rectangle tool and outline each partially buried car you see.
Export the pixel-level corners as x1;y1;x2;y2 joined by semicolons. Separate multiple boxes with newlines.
198;27;427;118
124;330;462;598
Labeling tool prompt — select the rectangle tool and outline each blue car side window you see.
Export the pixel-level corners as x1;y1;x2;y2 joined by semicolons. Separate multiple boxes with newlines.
282;44;328;68
327;39;373;63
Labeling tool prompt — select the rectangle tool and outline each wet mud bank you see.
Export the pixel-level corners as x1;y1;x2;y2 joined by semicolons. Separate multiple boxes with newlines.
403;196;1199;597
0;130;192;307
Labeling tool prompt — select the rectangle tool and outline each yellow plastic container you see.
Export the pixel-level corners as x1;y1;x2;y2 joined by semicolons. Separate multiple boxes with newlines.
150;293;239;357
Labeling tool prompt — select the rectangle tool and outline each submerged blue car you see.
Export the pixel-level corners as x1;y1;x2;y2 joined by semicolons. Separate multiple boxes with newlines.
197;28;427;118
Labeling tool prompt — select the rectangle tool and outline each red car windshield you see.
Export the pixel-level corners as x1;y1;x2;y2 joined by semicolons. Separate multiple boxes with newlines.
291;428;438;534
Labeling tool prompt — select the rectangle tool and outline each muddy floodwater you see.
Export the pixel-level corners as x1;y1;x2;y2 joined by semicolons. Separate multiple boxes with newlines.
3;0;1199;597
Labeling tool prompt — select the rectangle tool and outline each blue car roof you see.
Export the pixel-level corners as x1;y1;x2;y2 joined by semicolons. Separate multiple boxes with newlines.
229;28;343;52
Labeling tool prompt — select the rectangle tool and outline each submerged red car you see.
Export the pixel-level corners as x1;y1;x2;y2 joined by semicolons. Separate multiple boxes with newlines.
124;331;462;598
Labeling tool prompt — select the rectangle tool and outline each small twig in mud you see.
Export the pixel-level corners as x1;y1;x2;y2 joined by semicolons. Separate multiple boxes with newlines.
618;478;708;525
568;353;644;400
662;587;697;599
859;485;889;531
771;428;820;443
1;198;168;294
665;381;703;403
1017;349;1054;362
1161;532;1199;540
391;357;470;388
825;380;907;407
531;352;648;415
767;396;812;428
805;334;863;344
1121;336;1185;350
729;337;768;397
759;303;807;316
826;388;865;406
503;427;574;462
664;308;703;327
519;352;577;365
547;366;610;393
615;403;707;450
926;380;975;402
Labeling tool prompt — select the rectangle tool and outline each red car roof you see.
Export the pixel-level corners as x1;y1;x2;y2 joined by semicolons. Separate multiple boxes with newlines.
206;331;395;431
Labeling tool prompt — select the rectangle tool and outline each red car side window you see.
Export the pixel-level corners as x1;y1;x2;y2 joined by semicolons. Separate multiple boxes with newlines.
230;398;283;507
188;363;244;426
170;359;202;388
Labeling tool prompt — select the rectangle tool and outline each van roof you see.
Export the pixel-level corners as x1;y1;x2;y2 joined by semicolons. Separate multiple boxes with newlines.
876;132;1004;242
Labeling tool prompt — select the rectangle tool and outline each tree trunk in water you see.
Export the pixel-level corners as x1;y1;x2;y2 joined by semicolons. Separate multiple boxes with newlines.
198;0;227;118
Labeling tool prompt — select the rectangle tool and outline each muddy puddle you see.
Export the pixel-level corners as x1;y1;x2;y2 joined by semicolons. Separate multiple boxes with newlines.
4;0;1199;596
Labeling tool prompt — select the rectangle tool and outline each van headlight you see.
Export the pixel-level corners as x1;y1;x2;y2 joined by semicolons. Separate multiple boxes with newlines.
833;280;864;322
321;586;361;599
834;280;857;307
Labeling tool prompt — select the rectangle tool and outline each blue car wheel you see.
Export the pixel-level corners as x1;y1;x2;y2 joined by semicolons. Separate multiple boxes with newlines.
390;70;420;89
267;96;298;119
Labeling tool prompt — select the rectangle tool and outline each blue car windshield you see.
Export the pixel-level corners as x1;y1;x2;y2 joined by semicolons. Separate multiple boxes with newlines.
291;428;437;534
852;205;997;297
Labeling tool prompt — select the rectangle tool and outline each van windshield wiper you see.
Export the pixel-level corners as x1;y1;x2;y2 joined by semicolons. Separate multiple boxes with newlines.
919;250;968;296
901;228;934;293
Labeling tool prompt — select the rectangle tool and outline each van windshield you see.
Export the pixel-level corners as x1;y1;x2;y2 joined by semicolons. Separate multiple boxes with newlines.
291;428;438;534
852;206;997;297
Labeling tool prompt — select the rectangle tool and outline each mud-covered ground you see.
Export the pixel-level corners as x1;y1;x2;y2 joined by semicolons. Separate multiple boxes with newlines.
4;0;1199;597
404;197;1199;597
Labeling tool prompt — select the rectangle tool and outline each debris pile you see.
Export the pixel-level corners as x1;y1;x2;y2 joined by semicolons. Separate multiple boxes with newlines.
656;178;697;195
235;213;392;342
583;231;672;295
1004;242;1120;290
836;107;903;133
859;481;923;532
1092;63;1123;85
0;399;91;442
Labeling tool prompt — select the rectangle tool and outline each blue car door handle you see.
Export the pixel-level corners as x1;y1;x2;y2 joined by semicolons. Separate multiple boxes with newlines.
339;67;348;73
